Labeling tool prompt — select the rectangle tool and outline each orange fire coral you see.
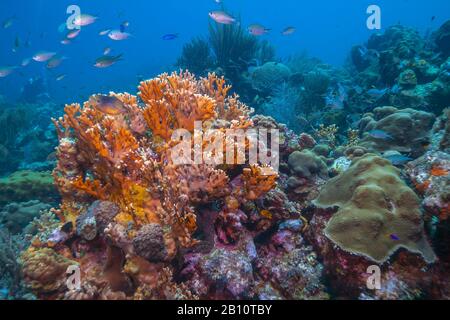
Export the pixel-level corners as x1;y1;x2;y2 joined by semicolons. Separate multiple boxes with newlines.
25;70;280;299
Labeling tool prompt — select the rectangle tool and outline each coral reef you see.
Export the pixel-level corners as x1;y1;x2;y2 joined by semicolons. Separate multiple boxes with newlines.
22;71;281;299
0;201;52;234
358;107;435;157
1;16;450;302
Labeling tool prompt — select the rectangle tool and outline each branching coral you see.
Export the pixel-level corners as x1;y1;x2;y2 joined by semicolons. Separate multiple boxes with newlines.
24;71;278;299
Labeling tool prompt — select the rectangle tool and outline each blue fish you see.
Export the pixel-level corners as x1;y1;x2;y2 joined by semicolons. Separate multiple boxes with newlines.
384;154;413;165
368;129;393;140
162;33;179;40
367;88;388;100
390;234;400;241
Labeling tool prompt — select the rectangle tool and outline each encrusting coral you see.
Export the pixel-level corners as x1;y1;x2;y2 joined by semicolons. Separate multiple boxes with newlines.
313;154;436;264
23;71;278;299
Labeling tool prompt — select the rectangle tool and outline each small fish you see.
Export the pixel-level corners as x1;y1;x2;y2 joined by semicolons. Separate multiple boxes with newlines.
94;54;123;68
103;47;112;55
431;16;436;21
368;129;392;140
46;56;66;69
56;74;66;81
367;88;388;100
120;21;129;33
281;26;296;35
248;24;270;36
162;33;179;40
61;39;71;45
66;29;81;39
73;14;98;27
99;29;111;36
108;30;131;41
390;234;400;241
21;57;31;67
33;51;57;62
3;17;15;29
384;154;413;166
0;66;17;78
57;22;67;33
12;35;21;53
90;94;127;115
208;11;236;25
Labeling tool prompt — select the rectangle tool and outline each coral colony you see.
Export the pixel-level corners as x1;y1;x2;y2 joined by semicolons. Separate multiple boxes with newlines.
0;2;449;302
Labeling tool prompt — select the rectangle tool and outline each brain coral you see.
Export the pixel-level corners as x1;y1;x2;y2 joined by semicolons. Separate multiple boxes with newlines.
287;150;328;179
359;107;435;157
313;154;436;264
251;62;291;94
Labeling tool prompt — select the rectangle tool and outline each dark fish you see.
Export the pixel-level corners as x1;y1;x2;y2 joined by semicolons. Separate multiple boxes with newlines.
431;16;436;21
94;54;123;68
162;33;179;40
90;94;127;115
12;35;20;52
120;21;129;33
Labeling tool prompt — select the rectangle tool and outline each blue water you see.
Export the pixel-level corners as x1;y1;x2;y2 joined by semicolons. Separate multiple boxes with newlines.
0;0;449;103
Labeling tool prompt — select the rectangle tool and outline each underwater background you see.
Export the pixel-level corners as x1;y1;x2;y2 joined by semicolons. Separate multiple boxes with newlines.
0;0;449;300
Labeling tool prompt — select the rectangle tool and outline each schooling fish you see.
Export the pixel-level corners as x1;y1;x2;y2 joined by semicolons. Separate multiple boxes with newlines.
209;11;236;25
21;57;31;67
61;39;71;45
90;94;127;115
0;66;17;78
103;47;112;55
33;51;57;62
281;26;296;35
56;74;67;81
46;56;67;69
368;129;393;140
73;14;98;27
3;17;15;29
162;33;179;40
108;30;131;41
66;29;81;39
94;54;123;68
57;22;67;33
248;24;270;36
12;35;21;53
99;29;111;36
